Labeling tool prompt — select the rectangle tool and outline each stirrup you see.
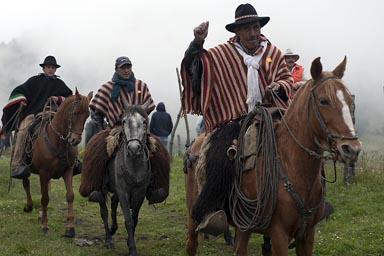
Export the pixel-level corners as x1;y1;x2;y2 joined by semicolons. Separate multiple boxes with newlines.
11;166;31;179
196;210;228;237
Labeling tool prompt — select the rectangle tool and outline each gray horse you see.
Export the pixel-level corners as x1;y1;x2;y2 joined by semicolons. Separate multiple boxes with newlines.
99;105;151;255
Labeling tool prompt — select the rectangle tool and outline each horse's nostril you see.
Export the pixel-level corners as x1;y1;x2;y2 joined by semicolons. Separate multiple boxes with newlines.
341;144;352;155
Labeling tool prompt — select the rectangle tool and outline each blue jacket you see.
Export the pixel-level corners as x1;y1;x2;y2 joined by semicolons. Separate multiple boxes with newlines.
149;102;173;137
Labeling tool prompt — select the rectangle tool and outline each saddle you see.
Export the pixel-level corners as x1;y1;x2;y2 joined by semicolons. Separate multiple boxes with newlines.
242;107;284;171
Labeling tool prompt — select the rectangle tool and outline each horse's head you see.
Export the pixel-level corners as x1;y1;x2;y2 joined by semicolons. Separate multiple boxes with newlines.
121;105;149;157
59;88;93;146
306;57;362;163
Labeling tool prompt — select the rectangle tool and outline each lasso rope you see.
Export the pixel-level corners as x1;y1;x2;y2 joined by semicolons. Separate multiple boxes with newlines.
229;106;279;232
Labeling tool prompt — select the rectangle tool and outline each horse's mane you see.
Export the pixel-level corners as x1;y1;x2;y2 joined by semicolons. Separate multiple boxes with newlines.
55;94;90;121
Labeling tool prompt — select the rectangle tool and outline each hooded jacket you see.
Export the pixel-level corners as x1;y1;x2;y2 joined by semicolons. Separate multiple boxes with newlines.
149;102;173;137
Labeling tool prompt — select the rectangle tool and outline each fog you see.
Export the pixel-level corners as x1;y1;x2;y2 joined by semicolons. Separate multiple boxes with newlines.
1;0;383;146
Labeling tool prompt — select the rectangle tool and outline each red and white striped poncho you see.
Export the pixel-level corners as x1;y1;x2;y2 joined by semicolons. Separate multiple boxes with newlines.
181;36;294;132
90;79;155;127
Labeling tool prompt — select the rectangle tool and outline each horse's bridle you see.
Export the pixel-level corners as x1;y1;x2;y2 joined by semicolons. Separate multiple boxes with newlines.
308;75;359;158
274;75;359;160
121;121;149;161
49;99;83;142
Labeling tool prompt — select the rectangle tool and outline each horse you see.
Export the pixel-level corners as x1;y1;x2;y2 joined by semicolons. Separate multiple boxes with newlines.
22;89;92;237
184;57;362;256
80;105;170;256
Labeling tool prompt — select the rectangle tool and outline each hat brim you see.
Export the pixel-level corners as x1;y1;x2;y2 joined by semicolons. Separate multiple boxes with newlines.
116;62;132;68
225;16;270;33
285;54;300;62
39;64;61;68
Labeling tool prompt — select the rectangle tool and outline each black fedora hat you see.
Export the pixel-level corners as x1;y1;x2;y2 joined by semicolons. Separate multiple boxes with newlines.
225;3;270;33
39;55;61;68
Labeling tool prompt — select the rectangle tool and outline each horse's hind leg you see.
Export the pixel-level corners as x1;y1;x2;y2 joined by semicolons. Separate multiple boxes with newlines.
22;177;33;212
99;199;114;249
110;194;119;235
63;171;75;237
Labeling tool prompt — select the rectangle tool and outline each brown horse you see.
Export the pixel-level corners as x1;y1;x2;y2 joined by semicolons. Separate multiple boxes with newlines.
184;57;362;256
22;89;92;237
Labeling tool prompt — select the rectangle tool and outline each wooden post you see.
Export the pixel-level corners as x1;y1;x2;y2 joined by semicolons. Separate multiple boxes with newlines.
168;67;190;156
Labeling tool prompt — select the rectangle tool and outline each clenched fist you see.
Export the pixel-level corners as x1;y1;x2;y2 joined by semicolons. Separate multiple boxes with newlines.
194;21;209;44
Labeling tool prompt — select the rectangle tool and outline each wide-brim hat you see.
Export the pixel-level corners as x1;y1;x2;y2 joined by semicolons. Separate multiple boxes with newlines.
284;49;300;62
39;55;61;68
225;3;270;33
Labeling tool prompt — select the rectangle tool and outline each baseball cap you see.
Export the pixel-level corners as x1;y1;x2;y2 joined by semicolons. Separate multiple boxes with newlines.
115;56;132;68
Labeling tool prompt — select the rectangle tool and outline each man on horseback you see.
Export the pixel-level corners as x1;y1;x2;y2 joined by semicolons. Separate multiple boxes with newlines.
284;49;307;91
181;3;294;235
85;56;168;205
1;56;81;179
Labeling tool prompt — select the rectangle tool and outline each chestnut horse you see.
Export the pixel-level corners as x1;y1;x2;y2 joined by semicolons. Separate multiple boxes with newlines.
184;57;362;255
22;89;92;237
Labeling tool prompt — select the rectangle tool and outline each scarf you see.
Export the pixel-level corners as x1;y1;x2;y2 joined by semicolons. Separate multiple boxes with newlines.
111;72;135;101
235;40;267;112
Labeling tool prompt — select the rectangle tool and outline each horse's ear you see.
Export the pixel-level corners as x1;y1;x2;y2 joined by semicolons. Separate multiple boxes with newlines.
332;56;347;79
310;57;323;81
75;87;80;99
141;101;151;112
87;91;93;102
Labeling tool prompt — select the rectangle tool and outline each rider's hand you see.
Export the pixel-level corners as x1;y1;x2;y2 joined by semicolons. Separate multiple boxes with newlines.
50;96;59;102
267;82;281;92
20;100;27;107
194;21;209;45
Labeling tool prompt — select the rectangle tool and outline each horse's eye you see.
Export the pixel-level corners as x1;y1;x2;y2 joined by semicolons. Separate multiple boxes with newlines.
319;98;329;106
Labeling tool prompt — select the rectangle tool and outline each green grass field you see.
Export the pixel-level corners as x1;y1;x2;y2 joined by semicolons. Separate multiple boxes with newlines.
0;147;383;256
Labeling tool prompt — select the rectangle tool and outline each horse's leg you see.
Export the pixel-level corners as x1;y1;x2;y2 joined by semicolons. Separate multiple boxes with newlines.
99;198;114;249
261;235;272;256
22;177;33;212
270;228;289;256
233;228;251;256
186;215;199;256
295;227;315;256
62;170;75;237
224;227;234;246
118;193;137;256
110;194;119;235
39;173;50;234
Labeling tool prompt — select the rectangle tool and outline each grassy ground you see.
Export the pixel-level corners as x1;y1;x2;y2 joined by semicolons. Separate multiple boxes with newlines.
0;148;383;256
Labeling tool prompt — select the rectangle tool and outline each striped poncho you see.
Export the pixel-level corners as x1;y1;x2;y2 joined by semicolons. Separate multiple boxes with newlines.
90;79;155;127
181;36;294;132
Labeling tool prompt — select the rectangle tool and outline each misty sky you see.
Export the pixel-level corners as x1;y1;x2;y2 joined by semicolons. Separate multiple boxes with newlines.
1;0;383;140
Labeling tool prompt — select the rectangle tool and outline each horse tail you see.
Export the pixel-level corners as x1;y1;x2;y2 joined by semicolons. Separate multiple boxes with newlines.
148;134;171;197
79;129;110;197
192;121;240;222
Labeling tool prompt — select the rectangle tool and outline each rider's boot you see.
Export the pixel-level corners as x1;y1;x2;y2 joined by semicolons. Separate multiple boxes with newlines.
195;210;228;237
73;158;82;176
88;190;105;204
147;187;167;205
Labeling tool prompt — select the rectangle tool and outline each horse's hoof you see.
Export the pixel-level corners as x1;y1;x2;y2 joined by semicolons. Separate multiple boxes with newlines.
64;227;75;238
23;205;33;213
110;226;118;236
104;242;115;249
42;227;49;234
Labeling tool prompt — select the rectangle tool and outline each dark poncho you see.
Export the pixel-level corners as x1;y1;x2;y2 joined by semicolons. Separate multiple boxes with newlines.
1;74;72;133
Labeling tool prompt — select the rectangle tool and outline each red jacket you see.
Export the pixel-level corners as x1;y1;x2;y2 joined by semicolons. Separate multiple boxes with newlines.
291;64;304;83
